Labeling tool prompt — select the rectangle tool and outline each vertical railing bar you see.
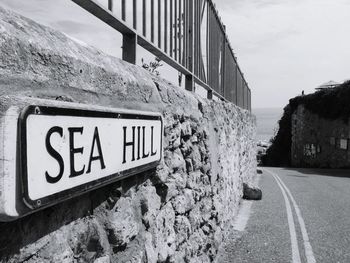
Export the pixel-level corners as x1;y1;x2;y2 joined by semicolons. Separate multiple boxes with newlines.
158;0;161;48
239;72;242;107
233;55;236;103
206;0;209;86
216;22;220;91
196;0;202;78
249;88;251;111
247;84;249;110
174;0;178;61
188;0;191;69
192;0;195;74
235;62;238;105
208;4;211;86
225;43;227;99
236;67;239;106
210;11;213;87
242;75;244;107
187;0;193;72
221;32;225;95
194;0;198;76
245;82;247;109
211;6;214;88
243;80;245;109
178;0;182;65
197;0;200;77
213;13;216;89
199;0;203;80
186;0;190;68
151;0;154;42
198;0;201;78
183;0;187;67
199;0;205;81
170;0;173;57
247;86;249;111
243;79;245;109
205;0;207;82
224;42;228;100
239;71;241;107
215;11;218;91
233;53;235;102
164;0;168;53
122;0;126;21
218;27;221;95
133;0;137;29
222;38;226;98
199;0;202;77
108;0;113;11
245;79;246;107
143;0;147;36
246;84;248;110
185;0;194;92
215;19;217;90
241;73;243;107
244;81;246;109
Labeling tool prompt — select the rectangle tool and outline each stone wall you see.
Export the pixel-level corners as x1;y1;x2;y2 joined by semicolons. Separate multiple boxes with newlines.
291;105;350;168
0;6;256;263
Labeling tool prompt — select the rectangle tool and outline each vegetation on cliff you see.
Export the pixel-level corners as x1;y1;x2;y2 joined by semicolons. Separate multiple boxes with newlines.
290;80;350;122
262;80;350;167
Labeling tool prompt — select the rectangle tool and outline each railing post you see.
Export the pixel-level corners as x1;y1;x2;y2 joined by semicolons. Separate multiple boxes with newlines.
108;0;113;11
207;89;213;100
185;0;194;91
185;75;194;92
123;34;137;64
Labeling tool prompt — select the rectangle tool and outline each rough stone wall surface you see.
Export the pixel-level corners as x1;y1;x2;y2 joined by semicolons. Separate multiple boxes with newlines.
0;6;257;263
291;105;350;168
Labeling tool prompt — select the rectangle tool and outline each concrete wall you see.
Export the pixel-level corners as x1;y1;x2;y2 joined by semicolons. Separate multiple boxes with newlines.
0;6;257;263
291;105;350;168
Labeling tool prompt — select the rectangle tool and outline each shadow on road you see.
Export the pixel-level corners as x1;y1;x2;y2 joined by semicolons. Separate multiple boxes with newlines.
280;167;350;178
284;173;308;178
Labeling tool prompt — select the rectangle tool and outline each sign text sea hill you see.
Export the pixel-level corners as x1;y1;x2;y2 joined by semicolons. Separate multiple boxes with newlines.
23;107;162;207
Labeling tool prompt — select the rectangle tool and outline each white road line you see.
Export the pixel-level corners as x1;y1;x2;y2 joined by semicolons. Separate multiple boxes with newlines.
265;169;302;263
273;171;316;263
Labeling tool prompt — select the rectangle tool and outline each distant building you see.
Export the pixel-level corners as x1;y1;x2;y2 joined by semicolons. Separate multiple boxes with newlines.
315;80;340;91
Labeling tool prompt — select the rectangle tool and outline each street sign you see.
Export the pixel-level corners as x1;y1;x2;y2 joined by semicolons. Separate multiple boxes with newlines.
0;104;163;220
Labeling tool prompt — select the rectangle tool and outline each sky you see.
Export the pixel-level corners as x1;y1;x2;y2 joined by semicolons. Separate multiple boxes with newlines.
1;0;349;108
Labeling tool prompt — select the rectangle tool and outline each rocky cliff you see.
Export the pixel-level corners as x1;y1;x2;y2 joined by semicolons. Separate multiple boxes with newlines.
263;81;350;168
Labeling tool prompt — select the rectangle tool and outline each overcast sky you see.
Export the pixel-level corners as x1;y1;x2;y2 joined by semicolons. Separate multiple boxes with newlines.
1;0;349;108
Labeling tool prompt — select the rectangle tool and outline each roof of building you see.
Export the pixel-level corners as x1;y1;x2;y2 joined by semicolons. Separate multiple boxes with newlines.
316;80;340;90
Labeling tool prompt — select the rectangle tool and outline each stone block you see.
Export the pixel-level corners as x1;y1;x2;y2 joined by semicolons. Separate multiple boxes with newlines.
107;197;140;248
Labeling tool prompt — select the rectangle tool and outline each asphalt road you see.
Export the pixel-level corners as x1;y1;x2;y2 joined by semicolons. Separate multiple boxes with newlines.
217;167;350;263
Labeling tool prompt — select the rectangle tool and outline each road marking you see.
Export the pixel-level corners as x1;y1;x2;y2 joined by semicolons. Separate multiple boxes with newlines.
265;169;302;263
233;200;253;232
273;171;316;263
265;168;317;263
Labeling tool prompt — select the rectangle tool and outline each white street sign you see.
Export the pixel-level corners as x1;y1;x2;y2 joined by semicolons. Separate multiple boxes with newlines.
0;104;163;220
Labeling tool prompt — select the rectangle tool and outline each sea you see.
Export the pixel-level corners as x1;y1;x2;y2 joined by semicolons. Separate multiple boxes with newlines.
252;108;283;143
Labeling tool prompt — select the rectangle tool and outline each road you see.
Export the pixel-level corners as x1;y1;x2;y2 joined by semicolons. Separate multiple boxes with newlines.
217;167;350;263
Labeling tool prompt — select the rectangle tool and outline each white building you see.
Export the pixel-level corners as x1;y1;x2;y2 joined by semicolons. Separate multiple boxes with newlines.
316;80;340;91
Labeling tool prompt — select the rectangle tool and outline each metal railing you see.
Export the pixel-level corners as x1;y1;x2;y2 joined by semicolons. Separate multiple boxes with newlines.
72;0;251;111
